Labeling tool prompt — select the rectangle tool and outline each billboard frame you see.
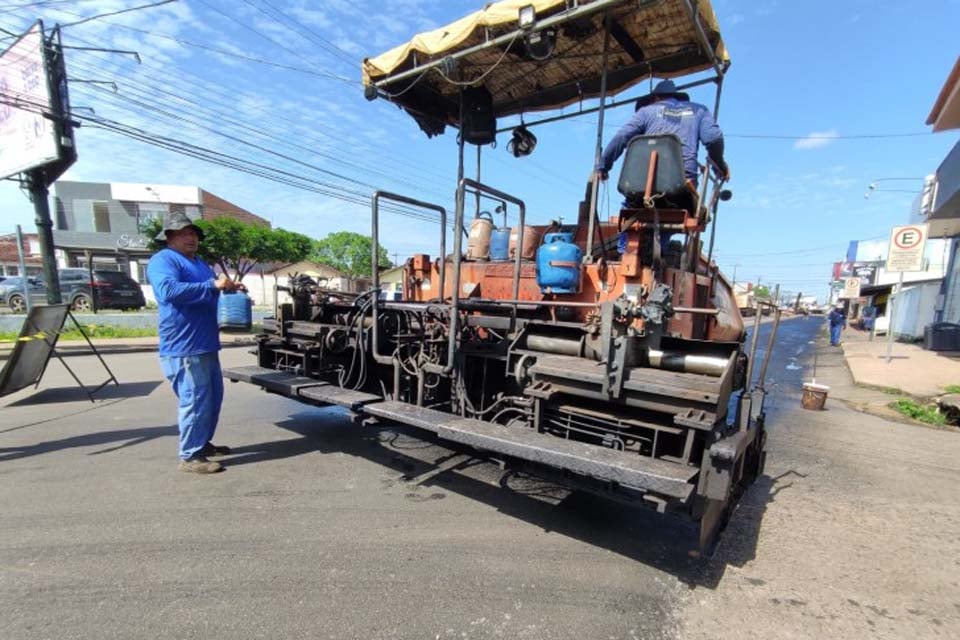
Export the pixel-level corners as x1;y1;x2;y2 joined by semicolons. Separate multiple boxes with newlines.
0;21;76;183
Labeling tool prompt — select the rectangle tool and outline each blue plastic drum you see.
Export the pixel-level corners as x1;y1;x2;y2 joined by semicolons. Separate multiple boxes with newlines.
217;291;252;331
490;227;511;261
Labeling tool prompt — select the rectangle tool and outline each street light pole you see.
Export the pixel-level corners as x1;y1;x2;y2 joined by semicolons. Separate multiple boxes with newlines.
864;177;924;200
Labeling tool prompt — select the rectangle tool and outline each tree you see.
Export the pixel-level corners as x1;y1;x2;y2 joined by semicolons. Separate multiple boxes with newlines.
310;231;391;278
145;216;312;281
753;285;770;299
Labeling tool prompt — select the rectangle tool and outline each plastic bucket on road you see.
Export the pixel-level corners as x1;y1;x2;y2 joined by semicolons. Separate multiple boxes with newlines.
801;382;829;410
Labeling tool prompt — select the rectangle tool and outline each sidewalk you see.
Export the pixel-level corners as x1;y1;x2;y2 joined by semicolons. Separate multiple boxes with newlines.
806;323;960;427
839;328;960;398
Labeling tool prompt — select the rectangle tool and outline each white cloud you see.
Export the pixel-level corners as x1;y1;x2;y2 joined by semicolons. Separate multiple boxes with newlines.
793;130;839;150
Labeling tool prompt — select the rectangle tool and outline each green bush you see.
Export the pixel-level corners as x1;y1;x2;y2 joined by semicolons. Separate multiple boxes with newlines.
889;399;946;426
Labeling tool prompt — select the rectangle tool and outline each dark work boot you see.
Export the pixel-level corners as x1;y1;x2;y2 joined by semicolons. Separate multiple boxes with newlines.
178;457;223;474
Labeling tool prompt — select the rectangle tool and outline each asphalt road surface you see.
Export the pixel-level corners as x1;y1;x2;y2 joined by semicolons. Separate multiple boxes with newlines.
2;316;958;639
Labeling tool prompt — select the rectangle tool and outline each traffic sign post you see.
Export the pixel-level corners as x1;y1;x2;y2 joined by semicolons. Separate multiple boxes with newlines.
884;224;928;363
840;277;861;299
886;225;927;272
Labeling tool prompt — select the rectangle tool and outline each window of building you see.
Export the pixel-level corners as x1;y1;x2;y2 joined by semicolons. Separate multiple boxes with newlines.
93;202;111;233
131;260;149;284
137;202;168;233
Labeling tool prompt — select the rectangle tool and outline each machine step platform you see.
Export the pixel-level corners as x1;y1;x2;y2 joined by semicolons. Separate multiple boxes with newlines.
224;365;325;395
224;366;380;411
365;401;695;499
224;366;698;500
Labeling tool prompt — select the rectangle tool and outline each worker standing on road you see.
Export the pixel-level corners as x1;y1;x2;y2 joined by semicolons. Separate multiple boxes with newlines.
147;212;243;474
595;79;730;187
828;304;847;347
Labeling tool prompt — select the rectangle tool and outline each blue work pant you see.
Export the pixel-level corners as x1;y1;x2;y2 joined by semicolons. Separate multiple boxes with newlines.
160;352;224;460
830;324;842;346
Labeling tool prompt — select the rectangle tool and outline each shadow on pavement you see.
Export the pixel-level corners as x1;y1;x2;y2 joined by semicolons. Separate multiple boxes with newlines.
233;407;775;589
4;381;163;407
0;424;176;461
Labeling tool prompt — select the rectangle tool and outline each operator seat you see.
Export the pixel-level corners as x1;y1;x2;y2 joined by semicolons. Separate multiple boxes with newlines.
617;134;696;212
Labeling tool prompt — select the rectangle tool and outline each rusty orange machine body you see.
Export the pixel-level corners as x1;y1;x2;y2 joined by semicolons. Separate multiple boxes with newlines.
403;210;745;344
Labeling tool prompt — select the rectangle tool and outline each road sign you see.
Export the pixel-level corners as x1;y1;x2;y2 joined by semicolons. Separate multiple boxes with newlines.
840;277;861;299
885;224;928;272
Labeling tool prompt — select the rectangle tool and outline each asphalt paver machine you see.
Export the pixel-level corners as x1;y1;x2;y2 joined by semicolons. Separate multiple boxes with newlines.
226;0;781;551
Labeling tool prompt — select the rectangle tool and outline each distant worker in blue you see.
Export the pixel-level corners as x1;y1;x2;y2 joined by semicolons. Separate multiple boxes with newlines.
828;304;847;347
147;211;244;474
596;79;730;188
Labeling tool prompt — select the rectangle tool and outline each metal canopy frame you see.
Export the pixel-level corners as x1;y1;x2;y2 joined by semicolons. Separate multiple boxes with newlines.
367;0;728;134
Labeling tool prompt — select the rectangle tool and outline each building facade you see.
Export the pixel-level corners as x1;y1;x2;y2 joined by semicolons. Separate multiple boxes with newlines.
0;232;43;277
51;180;269;291
923;57;960;326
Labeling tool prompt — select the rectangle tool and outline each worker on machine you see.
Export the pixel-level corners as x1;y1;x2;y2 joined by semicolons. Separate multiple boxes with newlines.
595;79;730;187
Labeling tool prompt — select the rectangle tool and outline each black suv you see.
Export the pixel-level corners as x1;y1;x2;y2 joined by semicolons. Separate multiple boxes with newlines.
2;269;146;313
58;268;146;312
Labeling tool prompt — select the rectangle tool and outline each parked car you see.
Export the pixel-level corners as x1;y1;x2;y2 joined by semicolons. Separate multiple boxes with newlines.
1;269;145;313
0;276;48;312
59;268;146;312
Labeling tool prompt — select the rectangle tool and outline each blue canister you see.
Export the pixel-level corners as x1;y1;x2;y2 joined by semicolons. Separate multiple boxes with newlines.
536;232;582;294
218;290;252;331
490;227;511;261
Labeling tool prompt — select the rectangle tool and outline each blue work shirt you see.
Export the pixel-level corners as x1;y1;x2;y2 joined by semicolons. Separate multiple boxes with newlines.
146;248;220;357
828;309;846;329
598;97;723;184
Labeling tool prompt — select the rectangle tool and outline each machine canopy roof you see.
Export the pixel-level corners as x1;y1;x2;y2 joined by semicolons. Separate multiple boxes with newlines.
362;0;729;137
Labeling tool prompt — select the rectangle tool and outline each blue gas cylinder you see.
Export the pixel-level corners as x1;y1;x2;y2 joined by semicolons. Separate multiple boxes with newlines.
490;227;511;261
536;232;582;294
218;290;252;331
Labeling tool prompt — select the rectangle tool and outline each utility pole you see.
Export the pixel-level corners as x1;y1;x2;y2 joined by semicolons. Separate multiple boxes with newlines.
26;170;62;304
15;225;32;313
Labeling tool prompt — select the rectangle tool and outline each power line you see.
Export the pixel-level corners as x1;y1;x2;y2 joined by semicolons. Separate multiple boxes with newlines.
192;0;349;76
0;10;458;198
0;7;355;82
0;91;452;227
62;50;576;200
240;0;356;66
60;0;178;28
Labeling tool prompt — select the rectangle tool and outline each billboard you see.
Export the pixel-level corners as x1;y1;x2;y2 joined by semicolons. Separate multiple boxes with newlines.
0;25;60;181
832;260;880;286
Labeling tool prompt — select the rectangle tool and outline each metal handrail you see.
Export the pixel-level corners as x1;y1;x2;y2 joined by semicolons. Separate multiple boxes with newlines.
437;178;528;376
371;191;447;366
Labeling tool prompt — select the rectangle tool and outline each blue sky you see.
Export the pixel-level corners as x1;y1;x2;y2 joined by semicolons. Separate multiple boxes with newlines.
1;0;958;301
